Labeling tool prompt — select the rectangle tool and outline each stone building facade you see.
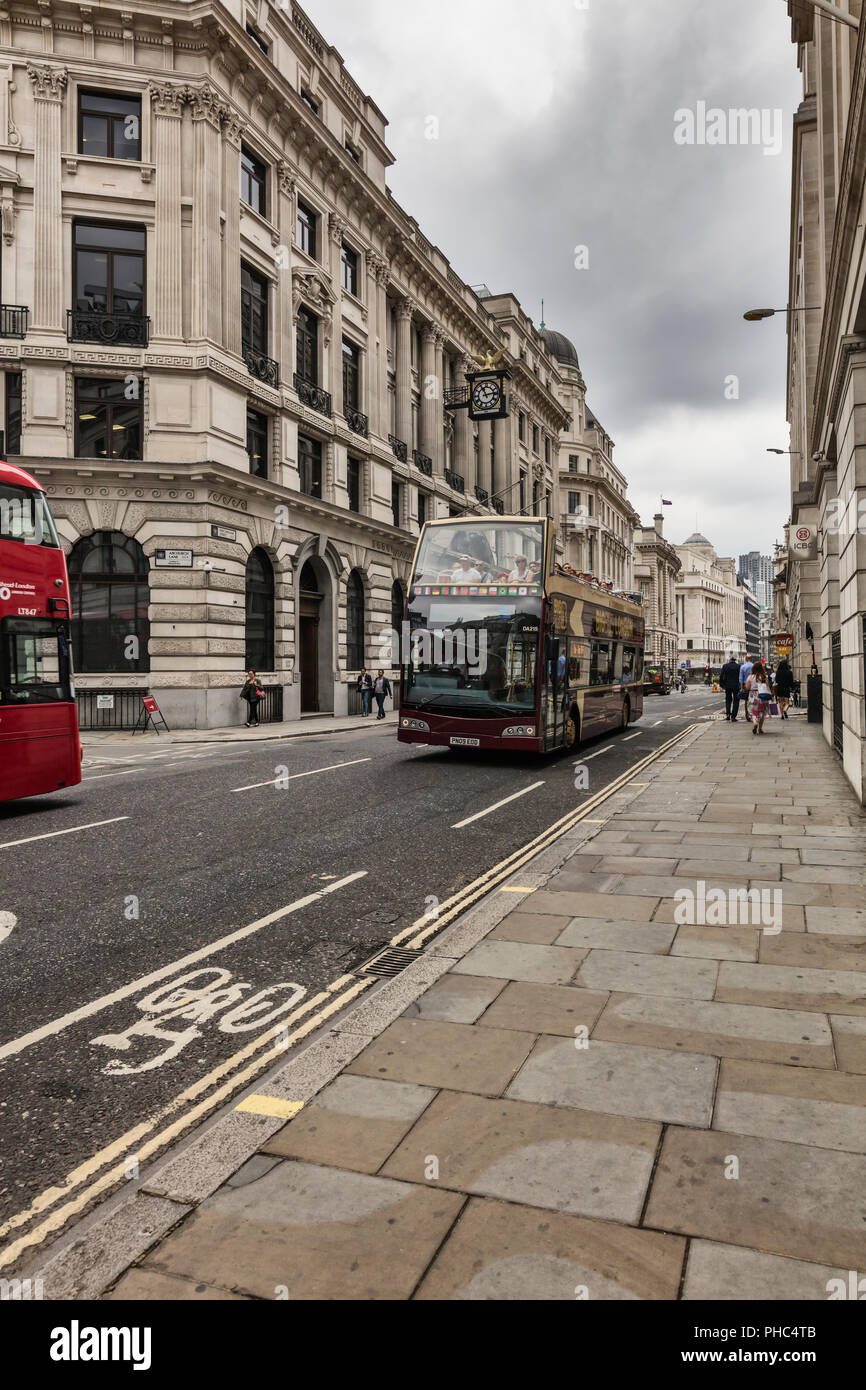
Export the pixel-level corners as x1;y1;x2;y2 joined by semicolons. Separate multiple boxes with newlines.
779;2;866;800
633;512;681;675
0;0;567;727
674;533;745;679
546;328;639;591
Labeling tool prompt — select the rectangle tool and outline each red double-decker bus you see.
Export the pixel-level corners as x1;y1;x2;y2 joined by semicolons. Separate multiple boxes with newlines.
0;459;82;801
398;517;644;754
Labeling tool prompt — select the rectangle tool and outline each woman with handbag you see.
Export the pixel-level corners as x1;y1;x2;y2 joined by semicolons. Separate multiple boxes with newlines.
240;669;264;727
746;660;773;736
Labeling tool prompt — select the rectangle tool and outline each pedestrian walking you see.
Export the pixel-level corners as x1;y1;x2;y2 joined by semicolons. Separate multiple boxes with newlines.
373;669;392;720
356;668;373;717
746;659;772;735
774;658;794;719
240;669;264;727
738;653;754;725
719;653;741;721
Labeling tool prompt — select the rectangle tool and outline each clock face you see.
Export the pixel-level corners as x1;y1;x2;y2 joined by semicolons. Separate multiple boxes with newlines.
471;378;501;413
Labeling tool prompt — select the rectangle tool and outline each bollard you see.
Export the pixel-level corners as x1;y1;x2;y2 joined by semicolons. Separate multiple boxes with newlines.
807;673;823;723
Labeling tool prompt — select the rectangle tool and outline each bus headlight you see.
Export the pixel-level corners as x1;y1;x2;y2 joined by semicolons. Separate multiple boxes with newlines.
401;717;430;732
502;725;536;737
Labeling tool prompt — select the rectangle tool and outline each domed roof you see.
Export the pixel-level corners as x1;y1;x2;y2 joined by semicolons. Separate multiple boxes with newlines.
683;532;712;545
541;328;580;370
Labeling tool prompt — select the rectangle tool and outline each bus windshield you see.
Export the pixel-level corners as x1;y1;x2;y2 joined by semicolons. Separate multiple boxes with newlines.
0;483;60;547
412;520;545;588
402;593;540;718
0;618;72;703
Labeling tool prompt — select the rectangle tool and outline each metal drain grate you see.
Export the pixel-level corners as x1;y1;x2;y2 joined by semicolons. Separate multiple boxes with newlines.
359;946;420;978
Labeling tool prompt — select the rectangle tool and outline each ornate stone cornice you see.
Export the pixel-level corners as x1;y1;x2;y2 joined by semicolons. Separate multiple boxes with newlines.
277;161;297;198
396;296;416;322
148;80;185;118
328;213;348;245
27;62;67;102
222;106;245;147
186;82;224;128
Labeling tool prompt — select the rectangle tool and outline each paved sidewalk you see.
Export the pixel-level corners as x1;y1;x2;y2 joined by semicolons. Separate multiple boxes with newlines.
81;710;397;747
31;716;866;1300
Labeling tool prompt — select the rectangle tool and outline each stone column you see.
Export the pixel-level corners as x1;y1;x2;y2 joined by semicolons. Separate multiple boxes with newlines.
27;63;66;331
477;420;492;494
369;254;390;441
276;163;297;381
189;84;223;343
421;324;444;473
221;107;244;356
454;355;473;492
148;82;185;340
329;213;347;413
395;298;414;450
493;415;510;500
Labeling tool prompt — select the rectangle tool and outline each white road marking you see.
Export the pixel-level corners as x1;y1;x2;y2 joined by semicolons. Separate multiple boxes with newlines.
623;733;642;741
452;782;545;829
653;720;663;727
578;746;613;762
81;770;139;782
0;817;129;851
0;912;16;944
0;870;368;1063
231;758;372;793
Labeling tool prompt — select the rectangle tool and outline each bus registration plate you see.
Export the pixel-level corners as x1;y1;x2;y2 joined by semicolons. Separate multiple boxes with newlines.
450;737;480;747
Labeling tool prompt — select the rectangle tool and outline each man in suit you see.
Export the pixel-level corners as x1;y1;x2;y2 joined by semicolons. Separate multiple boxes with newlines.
720;654;742;721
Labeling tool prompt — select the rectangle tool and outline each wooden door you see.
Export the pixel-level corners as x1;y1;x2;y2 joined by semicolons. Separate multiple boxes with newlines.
300;615;319;713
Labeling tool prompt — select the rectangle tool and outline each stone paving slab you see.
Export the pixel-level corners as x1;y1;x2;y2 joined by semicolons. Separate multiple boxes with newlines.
527;890;661;920
715;961;866;1016
759;934;866;972
477;981;609;1037
682;1241;846;1301
260;1075;438;1173
506;1035;717;1127
576;950;718;999
830;1016;866;1074
345;1017;534;1095
414;1197;686;1301
671;926;760;962
381;1090;660;1224
487;913;570;945
106;1270;249;1300
644;1127;866;1269
449;939;586;985
141;1160;465;1300
805;906;866;936
713;1058;866;1152
401;973;506;1023
593;993;835;1067
554;919;676;954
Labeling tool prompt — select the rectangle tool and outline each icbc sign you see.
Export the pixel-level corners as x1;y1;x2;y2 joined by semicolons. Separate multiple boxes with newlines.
790;524;817;561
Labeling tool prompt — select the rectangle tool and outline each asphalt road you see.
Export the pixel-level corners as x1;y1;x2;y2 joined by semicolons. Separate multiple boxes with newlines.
0;684;719;1255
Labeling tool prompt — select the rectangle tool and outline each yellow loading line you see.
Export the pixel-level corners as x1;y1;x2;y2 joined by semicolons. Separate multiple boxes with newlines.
0;721;699;1273
393;722;701;951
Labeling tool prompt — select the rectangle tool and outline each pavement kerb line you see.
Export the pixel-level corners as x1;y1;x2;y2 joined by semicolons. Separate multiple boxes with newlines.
0;974;375;1273
392;722;702;950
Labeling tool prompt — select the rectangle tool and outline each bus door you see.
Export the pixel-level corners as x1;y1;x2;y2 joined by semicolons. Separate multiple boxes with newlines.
543;628;567;750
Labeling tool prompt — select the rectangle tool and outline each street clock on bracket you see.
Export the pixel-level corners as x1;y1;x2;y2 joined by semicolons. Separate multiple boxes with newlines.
466;369;510;421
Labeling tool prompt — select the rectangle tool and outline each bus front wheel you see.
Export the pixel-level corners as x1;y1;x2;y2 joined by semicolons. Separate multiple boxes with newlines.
563;707;579;751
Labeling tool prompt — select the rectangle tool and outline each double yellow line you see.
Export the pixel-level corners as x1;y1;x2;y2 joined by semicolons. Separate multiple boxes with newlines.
0;721;699;1274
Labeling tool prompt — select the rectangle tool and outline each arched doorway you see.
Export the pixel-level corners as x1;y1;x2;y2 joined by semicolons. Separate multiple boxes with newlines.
298;557;333;713
68;530;150;672
245;548;274;672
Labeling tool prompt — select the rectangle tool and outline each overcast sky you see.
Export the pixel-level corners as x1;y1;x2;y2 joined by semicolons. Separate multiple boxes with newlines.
307;0;803;559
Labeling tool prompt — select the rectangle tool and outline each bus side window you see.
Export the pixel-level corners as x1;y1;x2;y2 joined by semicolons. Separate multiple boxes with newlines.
622;645;636;682
590;641;610;686
568;638;584;685
612;641;624;683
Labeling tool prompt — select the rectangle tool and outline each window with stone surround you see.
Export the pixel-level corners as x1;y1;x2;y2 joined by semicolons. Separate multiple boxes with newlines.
246;408;268;479
78;90;141;161
241;148;267;218
298;434;322;499
75;377;142;460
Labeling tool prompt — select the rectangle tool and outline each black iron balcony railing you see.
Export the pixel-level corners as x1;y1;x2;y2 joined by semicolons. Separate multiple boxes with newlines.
67;308;150;347
445;468;465;494
388;434;407;462
346;408;368;438
491;496;505;515
293;372;332;417
413;449;433;477
0;305;29;339
444;386;468;409
475;485;489;505
244;349;280;387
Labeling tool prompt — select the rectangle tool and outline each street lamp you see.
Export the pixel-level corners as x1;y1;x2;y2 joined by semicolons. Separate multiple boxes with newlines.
767;448;802;455
743;307;821;321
